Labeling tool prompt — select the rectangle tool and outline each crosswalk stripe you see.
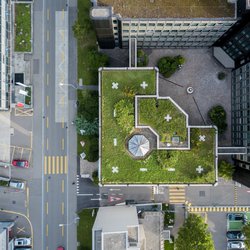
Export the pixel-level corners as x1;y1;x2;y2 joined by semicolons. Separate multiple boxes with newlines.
48;156;51;175
64;156;67;174
44;156;47;175
56;156;59;174
52;156;55;174
60;156;63;174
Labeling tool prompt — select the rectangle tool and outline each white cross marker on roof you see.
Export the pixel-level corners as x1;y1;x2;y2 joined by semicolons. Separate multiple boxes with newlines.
164;114;172;122
140;81;148;89
199;135;206;142
196;166;204;174
112;166;119;173
112;82;119;89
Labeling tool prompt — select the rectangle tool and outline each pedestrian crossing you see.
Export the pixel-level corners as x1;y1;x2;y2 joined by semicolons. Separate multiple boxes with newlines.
44;156;68;175
169;186;186;204
188;206;250;213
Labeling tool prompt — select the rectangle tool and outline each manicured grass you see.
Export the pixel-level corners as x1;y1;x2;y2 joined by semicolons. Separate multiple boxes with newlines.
77;0;99;85
101;68;217;184
77;209;97;250
15;3;31;52
138;98;187;143
164;240;174;250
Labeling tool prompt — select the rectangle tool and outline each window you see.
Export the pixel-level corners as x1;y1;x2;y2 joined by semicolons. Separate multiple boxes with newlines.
123;23;129;26
149;23;155;26
166;23;173;26
140;23;147;26
157;23;164;26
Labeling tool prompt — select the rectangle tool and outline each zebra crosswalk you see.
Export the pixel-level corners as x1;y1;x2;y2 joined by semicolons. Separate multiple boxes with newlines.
44;156;68;175
188;206;250;213
168;186;186;204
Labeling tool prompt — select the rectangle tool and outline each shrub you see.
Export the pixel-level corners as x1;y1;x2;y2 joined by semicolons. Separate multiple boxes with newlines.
218;160;235;180
114;99;134;133
157;55;185;78
137;49;149;67
75;116;98;135
208;105;227;134
217;72;226;80
92;170;99;185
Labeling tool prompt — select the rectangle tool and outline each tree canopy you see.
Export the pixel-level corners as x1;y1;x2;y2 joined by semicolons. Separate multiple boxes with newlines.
218;160;235;180
208;105;227;134
175;213;215;250
75;115;98;136
242;223;250;249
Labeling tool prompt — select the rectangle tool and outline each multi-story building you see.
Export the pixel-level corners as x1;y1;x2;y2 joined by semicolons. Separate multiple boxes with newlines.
0;0;11;110
90;0;237;49
0;221;14;250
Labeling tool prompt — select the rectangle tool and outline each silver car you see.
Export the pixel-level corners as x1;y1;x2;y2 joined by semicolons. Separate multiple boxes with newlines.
14;238;31;246
227;241;246;249
9;180;25;190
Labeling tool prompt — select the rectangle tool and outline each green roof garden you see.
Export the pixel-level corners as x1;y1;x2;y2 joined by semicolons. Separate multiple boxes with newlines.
100;68;217;185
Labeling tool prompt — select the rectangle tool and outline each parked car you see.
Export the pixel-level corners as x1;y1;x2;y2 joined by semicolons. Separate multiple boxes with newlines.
227;213;248;224
227;231;245;240
57;247;64;250
12;159;29;168
14;248;31;250
227;241;246;249
14;238;31;246
9;180;25;190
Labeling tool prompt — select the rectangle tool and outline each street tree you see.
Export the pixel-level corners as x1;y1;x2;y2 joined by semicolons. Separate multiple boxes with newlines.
175;213;215;250
75;115;98;136
218;160;235;180
242;223;250;249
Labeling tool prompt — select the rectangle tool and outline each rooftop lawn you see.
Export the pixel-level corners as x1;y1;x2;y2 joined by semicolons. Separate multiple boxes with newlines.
15;3;31;52
98;0;235;18
101;69;216;184
138;97;187;143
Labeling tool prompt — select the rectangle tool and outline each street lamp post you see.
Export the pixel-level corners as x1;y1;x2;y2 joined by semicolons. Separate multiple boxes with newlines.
59;82;78;89
59;216;80;227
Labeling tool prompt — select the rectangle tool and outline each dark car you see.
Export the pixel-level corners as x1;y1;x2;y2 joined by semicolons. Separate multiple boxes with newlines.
12;160;29;168
227;231;245;240
227;213;248;224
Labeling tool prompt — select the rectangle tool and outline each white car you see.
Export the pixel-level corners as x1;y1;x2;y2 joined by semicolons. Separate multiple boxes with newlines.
9;180;25;190
227;241;245;249
14;238;31;246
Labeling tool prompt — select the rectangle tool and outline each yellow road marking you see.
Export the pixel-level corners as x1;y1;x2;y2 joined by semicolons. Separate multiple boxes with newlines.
46;224;48;236
46;51;49;64
46;138;49;150
56;156;59;174
46;180;49;192
62;9;65;19
61;202;64;215
62;138;64;150
48;156;51;175
52;156;55;174
46;247;48;250
44;156;47;175
60;156;63;174
64;156;67;174
61;225;64;237
26;187;30;218
46;30;49;42
62;179;64;193
46;73;49;85
46;202;48;215
47;9;50;20
61;116;64;128
46;96;49;107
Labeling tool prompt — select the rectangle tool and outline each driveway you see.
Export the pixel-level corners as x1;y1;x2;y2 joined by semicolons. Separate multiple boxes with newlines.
148;48;232;146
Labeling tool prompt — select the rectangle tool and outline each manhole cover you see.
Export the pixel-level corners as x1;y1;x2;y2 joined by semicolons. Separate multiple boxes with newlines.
199;191;205;197
187;86;194;94
12;201;16;204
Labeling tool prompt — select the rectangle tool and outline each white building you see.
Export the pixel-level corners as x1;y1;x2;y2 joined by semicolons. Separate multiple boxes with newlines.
0;222;14;250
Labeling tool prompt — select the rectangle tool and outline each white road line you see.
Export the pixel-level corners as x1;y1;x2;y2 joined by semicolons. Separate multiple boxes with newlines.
91;198;102;201
76;194;94;196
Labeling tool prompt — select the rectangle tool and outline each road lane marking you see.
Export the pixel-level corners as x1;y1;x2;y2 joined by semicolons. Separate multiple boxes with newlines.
46;247;48;250
46;202;48;215
61;202;64;215
48;156;51;175
60;156;63;174
64;156;67;174
46;138;49;150
56;156;59;174
46;180;49;192
61;225;64;237
61;138;64;150
46;51;49;64
46;73;49;85
62;9;65;19
52;156;55;174
46;224;48;237
44;156;47;175
47;9;50;20
46;96;49;107
46;30;49;42
26;187;30;218
62;179;64;193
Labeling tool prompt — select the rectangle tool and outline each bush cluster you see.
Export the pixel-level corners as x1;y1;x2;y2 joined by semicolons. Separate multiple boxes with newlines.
208;105;227;134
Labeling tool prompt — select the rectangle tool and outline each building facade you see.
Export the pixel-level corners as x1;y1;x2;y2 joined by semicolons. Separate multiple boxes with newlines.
0;0;11;110
90;1;237;49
